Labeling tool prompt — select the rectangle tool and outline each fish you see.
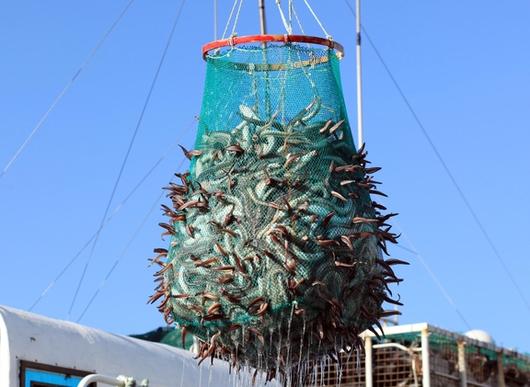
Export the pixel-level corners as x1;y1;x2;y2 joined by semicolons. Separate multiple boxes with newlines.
331;190;348;202
178;144;202;160
226;144;244;155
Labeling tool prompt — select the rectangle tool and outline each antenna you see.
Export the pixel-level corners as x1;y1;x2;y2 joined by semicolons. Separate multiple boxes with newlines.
258;0;268;34
355;0;364;148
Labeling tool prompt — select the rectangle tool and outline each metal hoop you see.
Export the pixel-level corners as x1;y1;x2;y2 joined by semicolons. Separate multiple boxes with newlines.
202;34;345;59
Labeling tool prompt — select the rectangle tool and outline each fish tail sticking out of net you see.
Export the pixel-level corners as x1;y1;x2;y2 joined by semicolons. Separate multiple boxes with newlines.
150;40;406;384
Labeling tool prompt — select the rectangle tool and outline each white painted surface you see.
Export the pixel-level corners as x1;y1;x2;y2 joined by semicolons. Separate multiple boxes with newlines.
464;329;495;344
0;305;278;387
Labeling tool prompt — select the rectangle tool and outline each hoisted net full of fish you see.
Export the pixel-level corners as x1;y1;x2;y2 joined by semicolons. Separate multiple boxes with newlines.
150;35;406;382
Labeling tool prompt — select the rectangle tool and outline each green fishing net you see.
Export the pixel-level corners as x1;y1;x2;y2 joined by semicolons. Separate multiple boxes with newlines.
150;41;404;382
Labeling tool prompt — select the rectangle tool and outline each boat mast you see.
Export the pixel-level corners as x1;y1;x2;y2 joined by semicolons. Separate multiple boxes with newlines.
355;0;364;147
258;0;268;34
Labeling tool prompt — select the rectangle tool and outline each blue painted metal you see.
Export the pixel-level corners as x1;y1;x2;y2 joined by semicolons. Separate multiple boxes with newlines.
25;368;83;387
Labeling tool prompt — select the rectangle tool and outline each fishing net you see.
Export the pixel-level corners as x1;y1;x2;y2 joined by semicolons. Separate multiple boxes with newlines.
150;37;404;383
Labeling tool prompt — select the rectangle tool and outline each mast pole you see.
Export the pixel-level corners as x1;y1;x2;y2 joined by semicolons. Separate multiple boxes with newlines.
355;0;364;148
258;0;268;34
258;0;270;116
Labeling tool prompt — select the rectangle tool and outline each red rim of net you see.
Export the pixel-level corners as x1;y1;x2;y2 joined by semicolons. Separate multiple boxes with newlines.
202;34;345;60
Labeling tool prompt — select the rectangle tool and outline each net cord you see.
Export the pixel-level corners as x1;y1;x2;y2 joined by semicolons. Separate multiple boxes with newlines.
0;0;136;180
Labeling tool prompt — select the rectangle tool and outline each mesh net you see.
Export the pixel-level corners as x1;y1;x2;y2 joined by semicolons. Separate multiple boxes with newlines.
194;43;353;151
381;331;530;386
151;40;402;381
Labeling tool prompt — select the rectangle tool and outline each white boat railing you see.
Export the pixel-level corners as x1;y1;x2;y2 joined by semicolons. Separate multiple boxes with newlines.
78;374;148;387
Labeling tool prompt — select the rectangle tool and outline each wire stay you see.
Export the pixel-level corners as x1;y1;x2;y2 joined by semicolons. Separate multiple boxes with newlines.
67;0;187;319
28;118;195;312
0;0;136;180
75;156;186;322
395;223;472;330
342;0;530;315
28;114;196;313
76;190;163;322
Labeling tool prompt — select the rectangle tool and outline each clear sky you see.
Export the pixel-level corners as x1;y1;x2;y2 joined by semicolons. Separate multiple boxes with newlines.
1;1;530;353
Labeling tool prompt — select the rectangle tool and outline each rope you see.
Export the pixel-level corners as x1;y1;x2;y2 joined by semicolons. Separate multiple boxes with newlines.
301;0;331;38
230;0;245;38
67;0;187;319
275;0;293;34
291;4;306;35
0;0;136;180
221;0;239;39
28;115;195;312
342;0;530;317
288;0;294;34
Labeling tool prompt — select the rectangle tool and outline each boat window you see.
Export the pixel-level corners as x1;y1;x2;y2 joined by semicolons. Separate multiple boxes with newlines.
19;361;95;387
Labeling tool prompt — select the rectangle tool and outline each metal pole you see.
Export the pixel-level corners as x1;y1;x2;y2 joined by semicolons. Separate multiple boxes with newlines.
78;374;124;387
421;327;431;387
258;0;270;116
355;0;364;148
497;350;506;387
365;336;373;387
258;0;268;34
457;340;467;387
78;374;146;387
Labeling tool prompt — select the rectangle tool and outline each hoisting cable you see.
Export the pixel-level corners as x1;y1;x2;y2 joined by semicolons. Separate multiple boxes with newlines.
301;0;331;38
291;3;306;35
0;0;136;180
76;156;186;322
275;1;293;35
221;0;240;39
230;0;246;38
67;0;187;319
342;0;530;315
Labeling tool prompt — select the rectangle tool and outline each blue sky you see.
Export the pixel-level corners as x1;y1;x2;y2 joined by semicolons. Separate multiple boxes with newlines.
1;1;529;353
